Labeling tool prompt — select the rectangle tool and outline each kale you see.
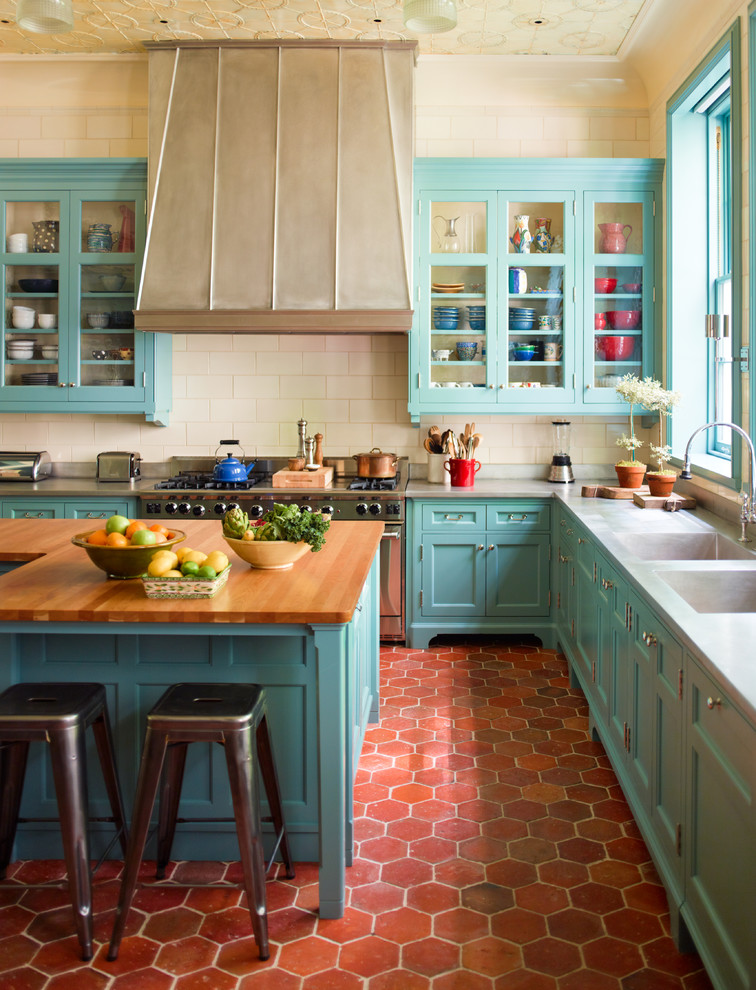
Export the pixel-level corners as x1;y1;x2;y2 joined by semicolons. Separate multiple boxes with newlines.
257;503;330;552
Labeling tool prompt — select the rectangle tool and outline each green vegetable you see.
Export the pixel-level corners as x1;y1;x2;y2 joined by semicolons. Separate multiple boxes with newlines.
222;506;249;539
258;503;330;552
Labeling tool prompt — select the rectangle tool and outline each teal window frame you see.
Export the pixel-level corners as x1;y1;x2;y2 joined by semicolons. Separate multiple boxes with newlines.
666;19;742;487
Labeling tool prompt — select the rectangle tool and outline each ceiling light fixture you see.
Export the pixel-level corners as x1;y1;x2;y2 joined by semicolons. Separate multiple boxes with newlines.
16;0;74;34
403;0;457;34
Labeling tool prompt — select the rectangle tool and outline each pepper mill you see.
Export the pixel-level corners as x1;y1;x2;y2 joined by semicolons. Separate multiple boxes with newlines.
304;436;318;471
314;433;324;466
296;419;307;460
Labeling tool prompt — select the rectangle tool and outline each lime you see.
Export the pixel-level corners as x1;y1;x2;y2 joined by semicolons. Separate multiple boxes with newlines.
181;560;200;576
130;529;157;546
196;565;217;581
105;514;130;535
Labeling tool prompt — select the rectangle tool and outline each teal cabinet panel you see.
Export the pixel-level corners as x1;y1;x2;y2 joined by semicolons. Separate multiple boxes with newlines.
683;656;755;990
1;502;59;518
0;160;171;425
409;158;664;421
0;498;137;520
407;497;554;647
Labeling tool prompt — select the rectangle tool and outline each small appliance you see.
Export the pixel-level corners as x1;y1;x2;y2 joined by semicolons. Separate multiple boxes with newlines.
548;421;574;484
96;451;141;482
0;450;52;482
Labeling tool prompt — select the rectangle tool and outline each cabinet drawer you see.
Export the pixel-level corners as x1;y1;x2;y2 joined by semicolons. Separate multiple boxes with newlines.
421;503;486;531
486;502;550;532
3;503;59;519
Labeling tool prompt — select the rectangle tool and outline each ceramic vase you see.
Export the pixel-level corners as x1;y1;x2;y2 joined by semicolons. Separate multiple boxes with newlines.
646;473;676;497
533;217;552;254
510;215;532;254
32;220;59;253
87;223;114;253
615;462;646;489
598;222;632;254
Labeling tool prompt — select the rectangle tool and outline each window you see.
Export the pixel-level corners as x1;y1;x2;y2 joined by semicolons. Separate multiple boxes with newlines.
666;21;741;485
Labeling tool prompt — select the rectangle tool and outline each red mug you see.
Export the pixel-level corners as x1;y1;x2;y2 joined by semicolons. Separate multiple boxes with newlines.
444;458;481;487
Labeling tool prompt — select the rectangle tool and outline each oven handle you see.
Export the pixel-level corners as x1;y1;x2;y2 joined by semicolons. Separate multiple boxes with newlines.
381;531;401;539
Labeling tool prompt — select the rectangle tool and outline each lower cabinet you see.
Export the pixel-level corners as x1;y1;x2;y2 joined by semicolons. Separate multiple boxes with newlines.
406;498;553;648
558;503;756;990
0;498;136;520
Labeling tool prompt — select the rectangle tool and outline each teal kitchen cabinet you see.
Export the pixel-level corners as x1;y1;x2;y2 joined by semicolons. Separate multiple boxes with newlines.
406;498;553;648
682;655;756;990
0;498;137;520
409;158;663;421
553;507;577;653
0;160;171;425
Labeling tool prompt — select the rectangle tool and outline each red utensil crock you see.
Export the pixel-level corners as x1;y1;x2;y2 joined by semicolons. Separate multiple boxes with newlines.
444;458;482;487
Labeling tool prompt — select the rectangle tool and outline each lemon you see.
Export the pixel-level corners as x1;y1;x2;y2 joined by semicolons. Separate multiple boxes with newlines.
182;550;208;566
164;569;183;578
147;555;176;578
242;529;257;542
175;546;193;562
151;550;179;570
204;551;229;573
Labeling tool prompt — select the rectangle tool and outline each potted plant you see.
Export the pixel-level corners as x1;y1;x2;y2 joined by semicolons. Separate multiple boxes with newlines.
613;374;647;488
644;381;681;496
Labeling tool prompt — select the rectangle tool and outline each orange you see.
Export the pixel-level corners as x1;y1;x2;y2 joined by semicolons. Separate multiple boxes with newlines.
149;523;170;536
106;532;129;547
87;529;108;546
152;532;168;544
125;520;147;539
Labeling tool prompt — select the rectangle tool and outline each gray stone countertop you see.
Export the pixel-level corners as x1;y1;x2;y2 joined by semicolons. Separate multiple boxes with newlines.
408;479;756;725
0;478;153;498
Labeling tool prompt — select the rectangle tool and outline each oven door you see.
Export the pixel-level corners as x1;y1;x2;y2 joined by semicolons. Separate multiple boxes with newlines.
379;524;404;641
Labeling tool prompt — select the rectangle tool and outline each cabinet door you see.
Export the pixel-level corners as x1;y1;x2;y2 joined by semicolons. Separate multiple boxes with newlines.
416;191;498;404
420;536;486;618
684;658;755;990
583;190;655;403
499;190;576;404
554;540;575;647
593;552;625;729
485;533;550;617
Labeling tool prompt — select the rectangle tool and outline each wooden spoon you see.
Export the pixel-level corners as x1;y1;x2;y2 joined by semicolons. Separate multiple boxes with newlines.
423;437;436;455
429;425;441;437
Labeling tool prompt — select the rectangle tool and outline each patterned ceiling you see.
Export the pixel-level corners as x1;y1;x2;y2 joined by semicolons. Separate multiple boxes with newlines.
0;0;650;57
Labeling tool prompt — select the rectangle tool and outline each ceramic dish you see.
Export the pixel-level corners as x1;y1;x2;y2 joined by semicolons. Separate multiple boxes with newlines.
222;536;310;570
143;565;231;599
72;529;186;579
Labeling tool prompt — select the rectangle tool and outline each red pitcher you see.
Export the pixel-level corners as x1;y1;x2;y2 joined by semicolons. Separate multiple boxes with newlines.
598;222;632;253
444;458;482;487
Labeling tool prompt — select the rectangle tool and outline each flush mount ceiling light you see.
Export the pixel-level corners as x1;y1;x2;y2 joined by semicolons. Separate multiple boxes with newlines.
403;0;457;34
16;0;74;33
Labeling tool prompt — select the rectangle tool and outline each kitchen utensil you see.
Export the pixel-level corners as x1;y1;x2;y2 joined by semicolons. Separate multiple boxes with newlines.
213;440;255;482
596;335;635;360
288;457;306;471
96;451;141;482
38;314;56;329
41;345;58;359
352;448;398;479
432;215;461;253
19;278;58;293
0;450;51;481
548;420;574;483
100;274;125;291
32;219;59;253
606;310;641;329
423;438;437;455
444;457;481;487
594;277;617;294
427;453;449;484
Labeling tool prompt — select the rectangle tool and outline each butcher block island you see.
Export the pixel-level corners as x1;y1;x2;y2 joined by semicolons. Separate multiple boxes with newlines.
0;518;383;919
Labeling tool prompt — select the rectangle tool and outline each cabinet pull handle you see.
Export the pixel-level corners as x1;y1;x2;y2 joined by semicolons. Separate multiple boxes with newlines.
601;578;613;590
444;514;464;521
566;528;573;535
508;514;529;521
23;511;45;518
559;553;571;563
642;632;657;647
560;519;566;527
578;537;587;544
477;544;485;551
706;696;722;710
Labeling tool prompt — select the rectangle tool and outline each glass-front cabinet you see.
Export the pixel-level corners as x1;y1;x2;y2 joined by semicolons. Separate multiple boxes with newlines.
1;161;170;424
410;160;663;421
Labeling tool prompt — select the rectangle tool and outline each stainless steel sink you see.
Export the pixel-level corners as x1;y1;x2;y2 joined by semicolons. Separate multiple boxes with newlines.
612;531;755;561
657;569;756;613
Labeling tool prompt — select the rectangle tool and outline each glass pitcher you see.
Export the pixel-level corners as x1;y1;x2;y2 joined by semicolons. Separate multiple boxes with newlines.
433;215;461;253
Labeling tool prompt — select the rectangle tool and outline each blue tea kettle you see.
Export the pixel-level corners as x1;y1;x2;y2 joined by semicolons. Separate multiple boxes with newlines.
213;440;255;483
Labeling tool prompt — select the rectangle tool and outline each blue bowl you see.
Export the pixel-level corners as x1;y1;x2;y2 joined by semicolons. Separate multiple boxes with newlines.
434;321;459;330
513;348;536;361
456;342;478;361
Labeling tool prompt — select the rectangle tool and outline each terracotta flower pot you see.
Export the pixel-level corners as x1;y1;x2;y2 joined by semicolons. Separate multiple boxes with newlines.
646;473;676;497
615;462;646;489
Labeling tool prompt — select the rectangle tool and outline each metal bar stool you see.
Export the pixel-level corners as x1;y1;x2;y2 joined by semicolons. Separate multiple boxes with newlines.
108;682;294;963
0;681;128;961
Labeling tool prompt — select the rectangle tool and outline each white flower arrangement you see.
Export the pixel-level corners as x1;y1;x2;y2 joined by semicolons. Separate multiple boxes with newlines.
614;374;681;471
613;374;647;465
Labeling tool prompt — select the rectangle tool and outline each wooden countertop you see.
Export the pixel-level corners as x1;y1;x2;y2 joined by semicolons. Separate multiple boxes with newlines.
0;519;383;625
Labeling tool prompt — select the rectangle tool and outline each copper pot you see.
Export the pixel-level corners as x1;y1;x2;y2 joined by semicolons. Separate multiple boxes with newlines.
352;448;398;478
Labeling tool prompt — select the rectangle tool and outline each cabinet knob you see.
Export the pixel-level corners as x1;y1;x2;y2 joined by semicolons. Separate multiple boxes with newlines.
477;544;485;551
58;382;67;388
566;528;573;535
578;537;587;544
601;578;613;590
559;553;571;563
488;544;494;551
706;696;722;710
586;383;592;389
488;384;494;389
642;631;658;646
68;382;76;387
499;384;505;389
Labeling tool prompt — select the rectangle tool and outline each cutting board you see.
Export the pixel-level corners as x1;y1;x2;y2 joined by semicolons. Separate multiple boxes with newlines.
632;491;696;509
272;466;334;489
582;484;649;500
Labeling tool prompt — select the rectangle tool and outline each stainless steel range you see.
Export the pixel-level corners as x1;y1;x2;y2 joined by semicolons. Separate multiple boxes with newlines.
138;456;406;642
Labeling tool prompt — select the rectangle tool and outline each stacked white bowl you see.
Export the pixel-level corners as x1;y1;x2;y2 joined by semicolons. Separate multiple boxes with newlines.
7;338;35;359
12;305;35;330
41;344;58;359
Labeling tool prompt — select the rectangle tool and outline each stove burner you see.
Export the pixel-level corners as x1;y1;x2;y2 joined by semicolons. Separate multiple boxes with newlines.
348;475;399;492
153;471;269;492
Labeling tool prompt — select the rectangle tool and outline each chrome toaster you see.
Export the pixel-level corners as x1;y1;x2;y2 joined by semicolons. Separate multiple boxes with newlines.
96;451;141;482
0;450;52;482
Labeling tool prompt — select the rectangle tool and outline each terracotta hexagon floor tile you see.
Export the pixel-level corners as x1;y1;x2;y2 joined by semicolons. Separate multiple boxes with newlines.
373;906;432;944
0;904;35;938
411;799;457;823
493;969;558;989
434;970;497;990
515;883;569;916
359;835;408;864
537;860;589;889
461;934;522;976
365;799;412;823
275;934;340;976
521;935;581;976
406;881;460;915
338;934;400;977
367;967;432;989
623;881;669;915
343;858;381;887
491;906;547;944
315;906;374;944
481;816;529;842
44;969;111;990
433;858;485;889
589;860;643;889
199;905;262;945
92;935;160;977
604;907;664;944
0;932;38;969
557;836;607;864
558;970;621;989
154;934;218;975
302;969;363;989
409;835;457;864
401;935;460;977
576;818;623;843
582;935;644;976
461;883;514;915
433;906;490;943
392;783;435;804
528;817;576;842
236;969;302;989
142;905;202;943
642;936;710;977
434;816;481;842
605;836;653;865
457;836;508;865
485;859;537;889
349;881;405;915
570;881;625;915
381;856;434;888
174;966;240;990
508;837;557;865
547;906;603;943
266;905;318;944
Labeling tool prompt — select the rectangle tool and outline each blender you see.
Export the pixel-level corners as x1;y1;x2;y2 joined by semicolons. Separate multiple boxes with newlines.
548;420;574;483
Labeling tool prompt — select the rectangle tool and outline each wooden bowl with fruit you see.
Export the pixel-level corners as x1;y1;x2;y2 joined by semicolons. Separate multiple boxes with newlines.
72;515;186;579
221;503;330;570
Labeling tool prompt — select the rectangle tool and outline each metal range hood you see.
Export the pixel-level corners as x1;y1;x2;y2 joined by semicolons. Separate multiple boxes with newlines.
136;40;416;334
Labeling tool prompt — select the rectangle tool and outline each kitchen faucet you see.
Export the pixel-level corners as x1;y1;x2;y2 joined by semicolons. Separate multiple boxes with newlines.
680;421;756;541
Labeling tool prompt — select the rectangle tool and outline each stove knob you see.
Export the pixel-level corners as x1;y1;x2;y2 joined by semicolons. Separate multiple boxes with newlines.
178;502;191;515
356;503;368;516
249;505;264;519
368;502;382;516
300;504;313;513
321;505;334;515
165;502;178;515
214;502;227;516
387;503;401;516
227;502;240;513
192;504;206;517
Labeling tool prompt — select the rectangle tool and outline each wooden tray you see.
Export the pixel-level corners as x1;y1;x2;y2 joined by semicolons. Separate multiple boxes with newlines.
582;484;649;500
272;466;334;489
632;491;696;509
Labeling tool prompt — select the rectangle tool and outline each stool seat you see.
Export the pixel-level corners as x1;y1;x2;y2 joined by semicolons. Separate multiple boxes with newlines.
0;682;128;961
108;682;294;963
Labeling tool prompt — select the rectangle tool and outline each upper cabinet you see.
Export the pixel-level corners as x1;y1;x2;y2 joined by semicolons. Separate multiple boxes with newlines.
1;160;171;425
409;159;664;422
